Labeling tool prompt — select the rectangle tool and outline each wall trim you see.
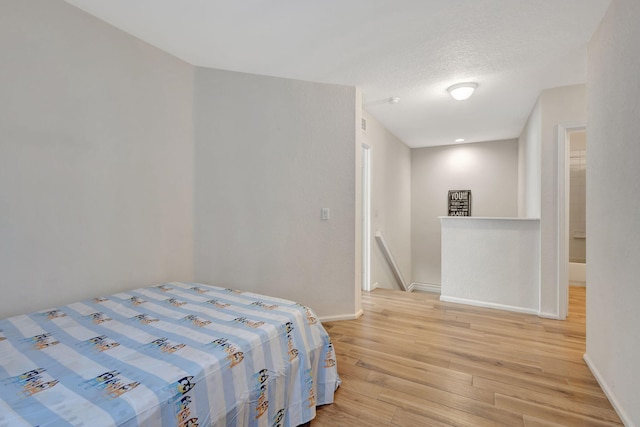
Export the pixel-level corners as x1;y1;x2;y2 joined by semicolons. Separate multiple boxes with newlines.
375;231;409;291
538;311;561;320
319;309;364;323
409;282;441;294
440;295;539;315
583;353;635;427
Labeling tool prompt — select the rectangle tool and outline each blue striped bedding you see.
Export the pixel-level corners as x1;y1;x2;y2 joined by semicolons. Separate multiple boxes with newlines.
0;282;339;427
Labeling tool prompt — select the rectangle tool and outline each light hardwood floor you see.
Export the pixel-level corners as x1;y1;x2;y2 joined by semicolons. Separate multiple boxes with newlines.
312;286;622;427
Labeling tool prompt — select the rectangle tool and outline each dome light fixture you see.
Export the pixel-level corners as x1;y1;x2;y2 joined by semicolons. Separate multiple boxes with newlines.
447;82;478;101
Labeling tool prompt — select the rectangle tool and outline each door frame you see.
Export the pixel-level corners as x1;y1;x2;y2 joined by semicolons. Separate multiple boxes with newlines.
557;122;586;320
361;143;372;291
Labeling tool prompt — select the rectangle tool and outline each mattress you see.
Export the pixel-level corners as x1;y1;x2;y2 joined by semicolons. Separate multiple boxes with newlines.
0;282;339;427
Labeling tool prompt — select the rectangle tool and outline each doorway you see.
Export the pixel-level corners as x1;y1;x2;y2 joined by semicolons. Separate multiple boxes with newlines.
568;130;587;286
361;144;371;291
558;123;586;319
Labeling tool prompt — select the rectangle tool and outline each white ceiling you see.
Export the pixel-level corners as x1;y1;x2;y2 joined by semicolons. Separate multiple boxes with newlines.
64;0;611;148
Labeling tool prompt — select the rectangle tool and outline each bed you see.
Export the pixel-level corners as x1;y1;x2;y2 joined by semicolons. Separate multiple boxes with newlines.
0;282;339;427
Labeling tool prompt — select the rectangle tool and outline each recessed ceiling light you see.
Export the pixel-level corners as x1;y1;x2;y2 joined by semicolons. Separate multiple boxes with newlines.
447;82;478;101
455;138;465;143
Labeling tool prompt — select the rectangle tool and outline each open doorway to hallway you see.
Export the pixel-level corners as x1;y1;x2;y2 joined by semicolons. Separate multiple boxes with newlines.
558;124;587;319
361;143;371;291
568;130;587;287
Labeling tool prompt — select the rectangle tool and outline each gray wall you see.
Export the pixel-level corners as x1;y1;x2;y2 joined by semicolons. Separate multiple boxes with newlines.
194;68;358;319
0;0;195;318
586;2;640;425
362;111;411;290
411;139;519;286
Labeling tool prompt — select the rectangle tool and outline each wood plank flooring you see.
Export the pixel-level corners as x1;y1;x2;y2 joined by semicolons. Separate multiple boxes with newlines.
312;287;622;427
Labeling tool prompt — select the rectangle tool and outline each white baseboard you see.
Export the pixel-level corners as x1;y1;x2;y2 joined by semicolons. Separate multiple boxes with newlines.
409;282;441;294
370;282;379;291
439;295;539;315
583;353;635;427
319;308;364;323
538;311;560;320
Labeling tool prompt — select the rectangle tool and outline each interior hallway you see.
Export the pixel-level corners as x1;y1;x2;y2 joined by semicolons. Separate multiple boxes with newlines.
313;286;620;426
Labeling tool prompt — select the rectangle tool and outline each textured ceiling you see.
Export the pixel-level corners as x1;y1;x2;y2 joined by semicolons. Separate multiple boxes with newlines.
64;0;611;148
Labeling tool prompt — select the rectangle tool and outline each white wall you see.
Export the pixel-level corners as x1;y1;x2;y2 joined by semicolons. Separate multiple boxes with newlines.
0;0;194;318
193;68;359;320
537;85;586;317
441;218;540;314
586;2;640;425
361;111;411;290
411;139;519;287
518;99;542;217
0;0;362;321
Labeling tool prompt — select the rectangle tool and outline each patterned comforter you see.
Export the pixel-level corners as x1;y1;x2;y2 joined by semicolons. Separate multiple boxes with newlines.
0;282;339;427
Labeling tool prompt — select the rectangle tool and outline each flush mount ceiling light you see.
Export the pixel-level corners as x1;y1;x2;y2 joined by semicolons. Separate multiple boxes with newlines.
447;82;478;101
388;96;400;104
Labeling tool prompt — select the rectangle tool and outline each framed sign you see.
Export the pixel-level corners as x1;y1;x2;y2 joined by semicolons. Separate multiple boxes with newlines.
448;190;471;216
